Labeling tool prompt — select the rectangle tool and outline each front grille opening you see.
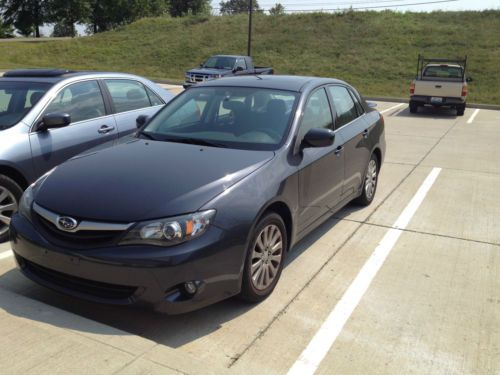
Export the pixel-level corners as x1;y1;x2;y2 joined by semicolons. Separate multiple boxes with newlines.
21;256;137;301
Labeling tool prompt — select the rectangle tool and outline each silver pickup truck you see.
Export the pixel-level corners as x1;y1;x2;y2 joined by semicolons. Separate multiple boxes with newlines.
409;55;472;116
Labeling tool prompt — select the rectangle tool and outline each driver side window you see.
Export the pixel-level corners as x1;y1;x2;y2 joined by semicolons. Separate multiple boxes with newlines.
299;88;333;139
42;81;106;124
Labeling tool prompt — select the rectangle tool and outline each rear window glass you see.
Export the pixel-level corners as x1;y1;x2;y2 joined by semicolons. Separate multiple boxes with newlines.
423;66;463;79
0;81;51;130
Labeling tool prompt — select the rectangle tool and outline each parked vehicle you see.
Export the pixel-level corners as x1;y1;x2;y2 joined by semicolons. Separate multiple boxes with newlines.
0;69;173;242
409;55;472;115
184;55;273;88
10;75;385;314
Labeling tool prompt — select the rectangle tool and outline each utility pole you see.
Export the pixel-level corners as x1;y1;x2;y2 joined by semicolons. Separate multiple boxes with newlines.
247;0;253;57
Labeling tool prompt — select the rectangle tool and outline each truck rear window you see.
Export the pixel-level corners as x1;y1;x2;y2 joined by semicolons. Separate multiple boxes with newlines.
423;66;463;79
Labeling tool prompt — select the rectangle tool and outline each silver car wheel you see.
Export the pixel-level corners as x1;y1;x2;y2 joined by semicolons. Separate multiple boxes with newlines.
0;186;18;236
364;159;378;200
251;224;283;291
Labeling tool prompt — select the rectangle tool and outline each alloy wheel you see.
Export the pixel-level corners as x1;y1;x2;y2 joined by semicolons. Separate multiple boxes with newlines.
364;159;378;200
0;186;18;237
250;224;283;291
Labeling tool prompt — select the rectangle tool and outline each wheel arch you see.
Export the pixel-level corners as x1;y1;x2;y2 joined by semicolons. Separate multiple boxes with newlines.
254;200;294;252
0;165;29;190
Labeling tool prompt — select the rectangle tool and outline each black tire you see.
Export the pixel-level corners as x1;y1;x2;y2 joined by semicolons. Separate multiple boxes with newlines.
456;104;465;116
0;174;23;243
409;101;418;114
354;153;379;206
239;212;287;302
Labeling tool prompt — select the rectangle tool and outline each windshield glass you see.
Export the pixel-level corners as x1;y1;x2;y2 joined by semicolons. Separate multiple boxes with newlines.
141;86;299;151
203;56;237;70
423;65;463;79
0;81;51;130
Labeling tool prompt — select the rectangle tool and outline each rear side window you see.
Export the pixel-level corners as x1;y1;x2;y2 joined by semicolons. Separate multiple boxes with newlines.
43;80;105;123
327;86;359;129
235;58;247;70
105;80;152;113
300;88;333;138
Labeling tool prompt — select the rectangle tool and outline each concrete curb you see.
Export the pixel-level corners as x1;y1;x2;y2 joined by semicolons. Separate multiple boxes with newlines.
364;96;500;110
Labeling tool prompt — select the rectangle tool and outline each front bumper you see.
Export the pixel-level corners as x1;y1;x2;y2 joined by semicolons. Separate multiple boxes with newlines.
9;213;245;314
410;95;465;107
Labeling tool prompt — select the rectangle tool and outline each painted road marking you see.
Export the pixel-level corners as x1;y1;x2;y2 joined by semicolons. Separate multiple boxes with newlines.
0;250;13;260
380;103;405;114
467;108;480;124
287;167;442;375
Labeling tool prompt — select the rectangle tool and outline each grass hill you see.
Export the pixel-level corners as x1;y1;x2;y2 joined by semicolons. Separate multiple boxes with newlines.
1;11;499;104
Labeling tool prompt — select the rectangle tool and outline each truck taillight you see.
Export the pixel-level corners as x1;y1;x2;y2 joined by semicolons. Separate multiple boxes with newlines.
461;85;468;97
379;113;385;125
410;82;415;95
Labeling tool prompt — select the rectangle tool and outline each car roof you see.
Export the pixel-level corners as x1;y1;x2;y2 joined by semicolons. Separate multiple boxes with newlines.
195;75;347;92
0;69;149;84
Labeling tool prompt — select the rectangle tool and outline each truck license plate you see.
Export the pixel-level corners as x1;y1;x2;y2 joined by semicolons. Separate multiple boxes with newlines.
431;97;443;104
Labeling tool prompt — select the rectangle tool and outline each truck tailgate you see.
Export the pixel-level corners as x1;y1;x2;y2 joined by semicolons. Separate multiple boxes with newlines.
414;80;463;98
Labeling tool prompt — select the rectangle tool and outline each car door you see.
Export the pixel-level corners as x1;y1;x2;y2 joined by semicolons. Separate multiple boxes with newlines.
297;88;345;233
103;79;165;137
327;85;371;198
29;80;118;177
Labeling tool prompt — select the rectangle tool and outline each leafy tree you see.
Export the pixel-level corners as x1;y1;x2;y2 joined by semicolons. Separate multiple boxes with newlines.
269;3;285;16
167;0;211;17
0;0;48;37
0;20;14;38
219;0;260;15
47;0;90;37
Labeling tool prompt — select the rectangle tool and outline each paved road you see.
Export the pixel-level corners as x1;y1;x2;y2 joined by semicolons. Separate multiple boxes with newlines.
0;98;499;375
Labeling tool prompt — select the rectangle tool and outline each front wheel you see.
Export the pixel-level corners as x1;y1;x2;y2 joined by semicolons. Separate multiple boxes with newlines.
354;154;379;206
239;212;287;302
0;175;23;243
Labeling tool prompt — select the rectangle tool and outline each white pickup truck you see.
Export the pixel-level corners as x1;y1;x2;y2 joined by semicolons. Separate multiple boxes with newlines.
409;56;472;116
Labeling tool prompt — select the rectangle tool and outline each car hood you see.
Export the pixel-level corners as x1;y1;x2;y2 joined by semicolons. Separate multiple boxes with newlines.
35;139;274;222
187;68;233;76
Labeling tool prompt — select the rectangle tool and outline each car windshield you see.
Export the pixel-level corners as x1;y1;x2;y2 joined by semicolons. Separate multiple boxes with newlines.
141;86;299;151
423;65;463;79
0;81;51;130
203;56;237;70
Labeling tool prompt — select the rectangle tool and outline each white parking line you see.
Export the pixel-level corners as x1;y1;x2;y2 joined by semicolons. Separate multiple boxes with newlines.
0;250;13;260
380;103;405;114
467;108;480;124
287;167;442;375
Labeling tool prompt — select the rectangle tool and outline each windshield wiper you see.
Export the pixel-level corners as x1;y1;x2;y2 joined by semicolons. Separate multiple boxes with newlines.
165;137;228;148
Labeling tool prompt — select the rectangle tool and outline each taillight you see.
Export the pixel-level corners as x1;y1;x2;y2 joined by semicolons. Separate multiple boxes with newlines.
461;85;468;97
379;113;385;126
410;82;415;95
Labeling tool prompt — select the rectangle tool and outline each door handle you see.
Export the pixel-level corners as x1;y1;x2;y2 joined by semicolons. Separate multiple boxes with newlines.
362;129;369;139
98;125;115;134
435;85;442;88
334;146;344;156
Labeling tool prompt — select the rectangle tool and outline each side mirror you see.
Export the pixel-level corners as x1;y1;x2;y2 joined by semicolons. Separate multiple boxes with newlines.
200;63;204;67
37;113;71;132
367;101;377;108
136;115;149;128
233;66;244;73
302;128;335;149
466;77;473;83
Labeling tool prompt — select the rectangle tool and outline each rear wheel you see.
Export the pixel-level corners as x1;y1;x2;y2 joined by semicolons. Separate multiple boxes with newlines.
240;212;287;302
456;104;465;116
409;101;418;114
354;154;379;206
0;175;23;243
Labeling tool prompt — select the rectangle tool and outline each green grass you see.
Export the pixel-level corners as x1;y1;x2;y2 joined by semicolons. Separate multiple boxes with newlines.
1;10;499;104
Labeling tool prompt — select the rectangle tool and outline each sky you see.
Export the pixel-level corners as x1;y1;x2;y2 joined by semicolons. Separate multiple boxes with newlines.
211;0;500;12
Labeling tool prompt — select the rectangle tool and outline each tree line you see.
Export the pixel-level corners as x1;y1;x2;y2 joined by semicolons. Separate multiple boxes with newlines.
0;0;284;38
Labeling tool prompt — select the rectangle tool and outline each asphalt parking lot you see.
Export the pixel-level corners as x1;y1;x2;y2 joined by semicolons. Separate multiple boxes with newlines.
0;95;499;375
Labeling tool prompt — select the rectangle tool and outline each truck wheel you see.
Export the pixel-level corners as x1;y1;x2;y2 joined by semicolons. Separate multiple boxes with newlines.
456;104;465;116
0;175;23;243
409;101;418;114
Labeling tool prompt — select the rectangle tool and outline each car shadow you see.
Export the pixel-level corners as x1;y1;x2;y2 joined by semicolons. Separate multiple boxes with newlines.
395;106;458;119
0;204;358;347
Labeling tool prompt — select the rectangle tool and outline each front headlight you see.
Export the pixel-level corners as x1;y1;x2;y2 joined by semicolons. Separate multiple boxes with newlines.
119;210;216;247
19;184;34;219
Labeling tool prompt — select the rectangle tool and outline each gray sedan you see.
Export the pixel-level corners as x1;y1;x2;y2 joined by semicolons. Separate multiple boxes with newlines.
0;69;173;242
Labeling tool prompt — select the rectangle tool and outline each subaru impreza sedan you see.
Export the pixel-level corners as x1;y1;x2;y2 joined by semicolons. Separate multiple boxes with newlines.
10;75;385;314
0;69;173;242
